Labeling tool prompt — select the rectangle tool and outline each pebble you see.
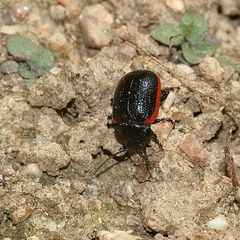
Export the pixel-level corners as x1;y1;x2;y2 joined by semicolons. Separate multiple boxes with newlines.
152;120;174;140
179;133;206;165
80;4;113;25
207;214;228;230
0;25;26;34
231;80;240;94
222;65;235;82
166;0;185;13
49;32;69;54
11;205;34;224
162;91;175;112
79;4;113;49
176;64;196;81
27;72;75;109
177;64;194;75
0;60;19;74
66;1;81;21
0;188;5;197
199;57;224;83
50;5;66;21
119;43;137;61
50;66;61;75
11;2;30;20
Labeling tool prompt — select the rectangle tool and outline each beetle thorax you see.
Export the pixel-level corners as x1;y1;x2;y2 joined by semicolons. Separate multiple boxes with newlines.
113;122;152;150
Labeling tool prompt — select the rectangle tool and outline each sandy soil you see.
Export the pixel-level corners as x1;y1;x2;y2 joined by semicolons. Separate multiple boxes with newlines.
0;0;240;239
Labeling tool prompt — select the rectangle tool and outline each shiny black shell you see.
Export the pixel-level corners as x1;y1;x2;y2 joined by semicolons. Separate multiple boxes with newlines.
112;70;160;150
112;70;159;124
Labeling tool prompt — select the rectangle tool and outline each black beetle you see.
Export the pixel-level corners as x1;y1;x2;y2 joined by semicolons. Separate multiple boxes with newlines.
94;70;171;177
112;70;168;151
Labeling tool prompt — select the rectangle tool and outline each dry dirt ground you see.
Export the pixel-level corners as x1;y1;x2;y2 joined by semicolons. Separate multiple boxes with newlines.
0;0;240;240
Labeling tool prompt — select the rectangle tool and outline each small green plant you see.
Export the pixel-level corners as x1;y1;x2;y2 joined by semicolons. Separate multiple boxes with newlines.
151;13;216;64
6;35;55;86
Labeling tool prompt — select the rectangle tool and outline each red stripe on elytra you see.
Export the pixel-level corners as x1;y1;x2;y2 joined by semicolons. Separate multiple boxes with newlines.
144;77;161;125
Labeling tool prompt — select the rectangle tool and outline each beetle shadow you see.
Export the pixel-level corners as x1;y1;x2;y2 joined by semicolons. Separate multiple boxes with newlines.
94;147;133;177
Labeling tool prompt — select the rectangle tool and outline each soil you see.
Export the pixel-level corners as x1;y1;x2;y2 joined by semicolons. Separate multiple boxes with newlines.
0;0;240;240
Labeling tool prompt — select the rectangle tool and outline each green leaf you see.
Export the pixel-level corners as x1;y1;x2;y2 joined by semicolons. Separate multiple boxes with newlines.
217;56;240;73
6;35;39;58
194;38;216;56
26;48;55;77
182;42;202;64
19;62;38;79
180;13;208;45
182;39;215;64
151;23;184;46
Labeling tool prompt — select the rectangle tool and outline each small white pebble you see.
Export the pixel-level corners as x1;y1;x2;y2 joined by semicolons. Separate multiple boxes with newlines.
177;64;196;81
166;0;185;13
162;91;175;112
11;2;30;20
0;25;26;34
177;64;194;75
207;214;228;230
50;66;61;75
199;57;224;83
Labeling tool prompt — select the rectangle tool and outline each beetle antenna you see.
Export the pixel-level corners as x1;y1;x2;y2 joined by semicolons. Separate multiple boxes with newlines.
92;148;126;177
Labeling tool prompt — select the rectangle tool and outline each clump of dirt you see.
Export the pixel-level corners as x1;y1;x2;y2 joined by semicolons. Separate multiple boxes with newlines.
0;0;240;240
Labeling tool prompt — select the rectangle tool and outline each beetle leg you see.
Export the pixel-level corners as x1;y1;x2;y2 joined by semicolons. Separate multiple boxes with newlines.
107;121;113;128
152;131;163;150
161;88;171;102
152;117;175;129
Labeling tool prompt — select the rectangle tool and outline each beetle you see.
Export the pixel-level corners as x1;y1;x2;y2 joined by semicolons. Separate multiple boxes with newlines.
112;70;169;151
94;70;171;177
